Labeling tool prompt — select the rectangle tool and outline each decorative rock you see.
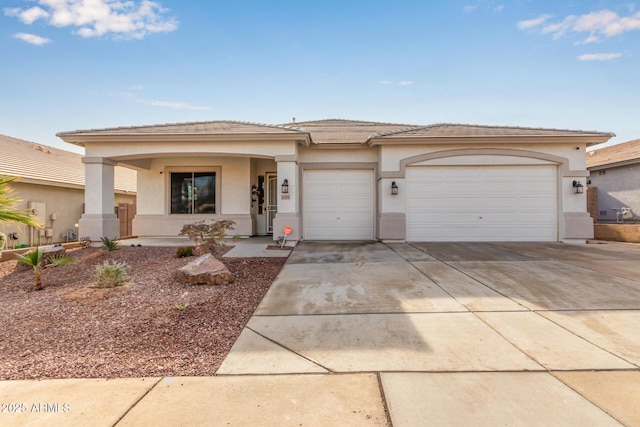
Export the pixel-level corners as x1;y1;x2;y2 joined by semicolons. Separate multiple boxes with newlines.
177;254;234;286
41;245;66;266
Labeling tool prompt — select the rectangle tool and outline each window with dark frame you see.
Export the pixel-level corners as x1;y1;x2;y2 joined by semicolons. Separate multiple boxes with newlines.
170;172;216;214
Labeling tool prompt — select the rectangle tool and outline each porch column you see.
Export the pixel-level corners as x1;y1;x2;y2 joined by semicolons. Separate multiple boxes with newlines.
78;157;119;241
273;157;301;241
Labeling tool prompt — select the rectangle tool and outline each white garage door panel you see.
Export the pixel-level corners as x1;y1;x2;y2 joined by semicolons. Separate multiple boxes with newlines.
304;169;374;240
407;166;557;242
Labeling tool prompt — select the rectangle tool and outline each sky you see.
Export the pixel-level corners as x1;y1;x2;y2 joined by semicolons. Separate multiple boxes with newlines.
1;0;639;154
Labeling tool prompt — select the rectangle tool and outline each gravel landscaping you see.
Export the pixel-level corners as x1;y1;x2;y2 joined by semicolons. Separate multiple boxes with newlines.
0;246;286;380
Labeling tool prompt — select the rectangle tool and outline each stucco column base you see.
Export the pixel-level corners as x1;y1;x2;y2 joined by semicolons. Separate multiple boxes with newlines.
273;213;301;241
78;214;119;241
378;213;406;241
562;212;594;243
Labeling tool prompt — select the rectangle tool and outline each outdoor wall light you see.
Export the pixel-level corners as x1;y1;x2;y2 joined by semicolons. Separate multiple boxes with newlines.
572;180;584;194
391;181;398;195
281;179;289;194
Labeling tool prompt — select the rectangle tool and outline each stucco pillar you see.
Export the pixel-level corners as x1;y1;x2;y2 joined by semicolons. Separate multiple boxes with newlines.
78;157;119;241
273;158;301;241
561;176;594;243
378;177;407;242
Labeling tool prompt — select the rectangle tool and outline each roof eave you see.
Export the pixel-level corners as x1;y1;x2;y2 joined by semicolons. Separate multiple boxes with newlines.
367;134;615;146
57;132;311;147
588;158;640;171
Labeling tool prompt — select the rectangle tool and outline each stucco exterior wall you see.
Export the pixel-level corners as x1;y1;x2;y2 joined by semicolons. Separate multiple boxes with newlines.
377;143;591;242
0;181;135;246
588;164;640;222
132;156;256;237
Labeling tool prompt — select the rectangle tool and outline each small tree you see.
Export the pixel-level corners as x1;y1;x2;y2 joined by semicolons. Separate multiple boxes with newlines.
179;220;235;254
0;176;43;228
15;249;74;291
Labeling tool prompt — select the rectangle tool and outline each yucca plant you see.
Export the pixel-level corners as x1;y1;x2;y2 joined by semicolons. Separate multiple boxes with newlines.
100;236;120;252
15;249;74;291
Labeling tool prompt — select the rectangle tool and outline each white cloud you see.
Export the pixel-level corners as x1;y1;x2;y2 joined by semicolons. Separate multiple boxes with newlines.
4;0;178;40
379;80;415;86
464;1;504;14
578;52;622;61
136;99;211;110
13;32;51;45
517;14;553;30
4;6;50;24
520;9;640;43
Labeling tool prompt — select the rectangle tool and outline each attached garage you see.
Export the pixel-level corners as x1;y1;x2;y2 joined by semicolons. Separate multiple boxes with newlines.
303;169;374;240
406;165;558;242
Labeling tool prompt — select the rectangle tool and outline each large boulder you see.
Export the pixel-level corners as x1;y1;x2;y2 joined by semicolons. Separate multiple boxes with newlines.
177;254;234;286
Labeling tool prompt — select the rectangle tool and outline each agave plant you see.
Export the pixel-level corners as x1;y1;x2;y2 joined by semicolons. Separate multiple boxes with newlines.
15;248;74;291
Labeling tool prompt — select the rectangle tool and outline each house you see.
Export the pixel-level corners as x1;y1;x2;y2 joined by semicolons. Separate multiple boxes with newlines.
56;119;613;243
587;139;640;222
0;134;137;247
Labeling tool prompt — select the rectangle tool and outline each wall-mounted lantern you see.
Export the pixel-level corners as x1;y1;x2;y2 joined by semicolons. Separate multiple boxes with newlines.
281;179;289;194
572;180;584;194
391;181;398;195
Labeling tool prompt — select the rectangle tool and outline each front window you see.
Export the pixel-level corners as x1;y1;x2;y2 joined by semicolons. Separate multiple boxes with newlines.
170;172;216;214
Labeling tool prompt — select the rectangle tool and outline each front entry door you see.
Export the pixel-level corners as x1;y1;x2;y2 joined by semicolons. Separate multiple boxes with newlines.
266;172;277;234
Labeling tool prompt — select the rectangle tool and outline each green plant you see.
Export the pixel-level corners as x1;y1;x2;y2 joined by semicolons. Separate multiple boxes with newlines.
175;246;194;258
175;303;189;311
15;248;75;290
100;236;120;252
178;219;236;254
94;260;129;288
0;176;43;228
0;231;6;253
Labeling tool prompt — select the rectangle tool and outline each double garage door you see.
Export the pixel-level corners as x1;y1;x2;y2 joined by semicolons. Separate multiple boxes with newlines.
302;166;558;242
406;165;558;242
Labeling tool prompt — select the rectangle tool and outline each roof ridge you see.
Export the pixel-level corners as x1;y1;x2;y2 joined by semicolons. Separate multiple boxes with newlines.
283;118;420;126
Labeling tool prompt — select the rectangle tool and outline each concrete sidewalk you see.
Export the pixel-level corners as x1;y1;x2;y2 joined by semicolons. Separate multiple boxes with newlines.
1;241;639;426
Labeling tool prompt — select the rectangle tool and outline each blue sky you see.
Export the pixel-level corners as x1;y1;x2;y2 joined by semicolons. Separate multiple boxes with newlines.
1;0;639;154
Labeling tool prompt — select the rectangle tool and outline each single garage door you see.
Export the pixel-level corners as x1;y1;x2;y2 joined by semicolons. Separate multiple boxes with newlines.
406;165;558;242
304;169;374;240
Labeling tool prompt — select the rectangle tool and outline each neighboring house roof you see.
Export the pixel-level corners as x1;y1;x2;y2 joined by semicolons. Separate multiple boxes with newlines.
58;119;614;147
0;134;136;194
587;139;640;170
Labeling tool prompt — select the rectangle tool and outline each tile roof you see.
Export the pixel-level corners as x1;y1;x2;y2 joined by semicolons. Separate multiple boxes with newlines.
281;119;420;144
59;120;304;136
370;123;613;139
58;118;614;146
587;139;640;168
0;134;136;193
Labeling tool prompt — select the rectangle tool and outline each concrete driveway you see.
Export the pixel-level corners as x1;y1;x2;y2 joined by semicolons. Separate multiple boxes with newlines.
3;241;638;426
216;241;640;426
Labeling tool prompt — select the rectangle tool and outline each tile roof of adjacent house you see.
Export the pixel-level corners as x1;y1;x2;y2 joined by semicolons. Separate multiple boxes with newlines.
58;118;614;146
0;134;136;193
587;138;640;169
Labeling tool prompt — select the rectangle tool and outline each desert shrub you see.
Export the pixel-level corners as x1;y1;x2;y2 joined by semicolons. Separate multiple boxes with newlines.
100;236;120;252
179;220;235;254
95;260;129;288
0;231;6;252
175;246;194;258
